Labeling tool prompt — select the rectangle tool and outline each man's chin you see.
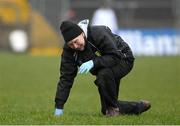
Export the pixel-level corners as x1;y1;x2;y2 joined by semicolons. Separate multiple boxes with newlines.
78;47;84;51
74;46;84;51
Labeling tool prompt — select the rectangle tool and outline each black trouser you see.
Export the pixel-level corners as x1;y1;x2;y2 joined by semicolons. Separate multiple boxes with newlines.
93;59;140;115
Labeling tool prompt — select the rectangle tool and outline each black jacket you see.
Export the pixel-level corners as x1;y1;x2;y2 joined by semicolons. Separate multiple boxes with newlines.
55;26;134;109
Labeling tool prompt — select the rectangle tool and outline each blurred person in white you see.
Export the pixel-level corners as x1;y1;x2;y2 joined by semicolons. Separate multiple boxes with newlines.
92;0;118;33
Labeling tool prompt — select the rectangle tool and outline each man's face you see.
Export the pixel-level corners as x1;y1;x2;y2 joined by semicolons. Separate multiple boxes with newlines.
67;33;85;51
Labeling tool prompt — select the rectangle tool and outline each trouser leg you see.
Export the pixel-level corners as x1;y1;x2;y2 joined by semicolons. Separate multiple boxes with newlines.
94;68;118;114
115;78;121;100
117;100;141;114
114;77;142;115
94;60;134;115
97;87;107;114
114;78;140;114
111;60;141;114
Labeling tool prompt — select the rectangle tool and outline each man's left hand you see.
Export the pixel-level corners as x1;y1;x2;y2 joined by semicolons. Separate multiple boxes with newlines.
79;60;94;74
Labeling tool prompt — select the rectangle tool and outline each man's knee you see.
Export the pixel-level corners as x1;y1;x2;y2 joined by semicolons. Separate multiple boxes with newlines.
94;68;113;86
98;68;113;78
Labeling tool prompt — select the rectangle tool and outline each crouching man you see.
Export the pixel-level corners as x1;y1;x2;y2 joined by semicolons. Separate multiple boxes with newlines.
54;19;151;117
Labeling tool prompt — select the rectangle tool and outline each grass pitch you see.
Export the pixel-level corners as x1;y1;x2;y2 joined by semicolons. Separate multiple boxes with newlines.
0;52;180;124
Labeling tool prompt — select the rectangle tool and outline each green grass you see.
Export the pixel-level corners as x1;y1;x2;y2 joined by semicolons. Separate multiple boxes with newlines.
0;52;180;124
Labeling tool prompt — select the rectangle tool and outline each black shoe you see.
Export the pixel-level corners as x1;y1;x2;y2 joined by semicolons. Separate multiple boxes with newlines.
136;100;151;115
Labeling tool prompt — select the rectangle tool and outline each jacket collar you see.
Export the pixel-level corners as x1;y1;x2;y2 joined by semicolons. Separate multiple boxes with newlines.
78;19;89;38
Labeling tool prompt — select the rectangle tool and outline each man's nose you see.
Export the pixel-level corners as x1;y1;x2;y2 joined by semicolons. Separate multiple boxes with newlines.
74;44;78;49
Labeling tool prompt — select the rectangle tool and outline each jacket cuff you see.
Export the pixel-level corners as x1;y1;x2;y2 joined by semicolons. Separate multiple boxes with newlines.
55;99;64;109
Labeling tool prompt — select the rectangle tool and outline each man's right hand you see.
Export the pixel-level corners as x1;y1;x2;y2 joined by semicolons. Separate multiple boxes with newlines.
54;108;63;116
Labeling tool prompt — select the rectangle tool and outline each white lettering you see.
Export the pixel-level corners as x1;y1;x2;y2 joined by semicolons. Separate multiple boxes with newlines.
118;30;180;56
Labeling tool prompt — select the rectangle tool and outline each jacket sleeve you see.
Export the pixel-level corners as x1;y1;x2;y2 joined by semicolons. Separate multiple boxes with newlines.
55;49;78;109
91;26;120;69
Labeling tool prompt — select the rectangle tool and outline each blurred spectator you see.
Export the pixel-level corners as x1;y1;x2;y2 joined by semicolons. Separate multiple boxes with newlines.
91;0;118;33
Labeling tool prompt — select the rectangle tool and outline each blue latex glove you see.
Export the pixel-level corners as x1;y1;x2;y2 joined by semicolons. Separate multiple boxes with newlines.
54;108;63;116
79;60;94;74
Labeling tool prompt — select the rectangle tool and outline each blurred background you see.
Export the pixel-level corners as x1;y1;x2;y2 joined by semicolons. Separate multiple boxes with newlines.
0;0;179;56
0;1;180;124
